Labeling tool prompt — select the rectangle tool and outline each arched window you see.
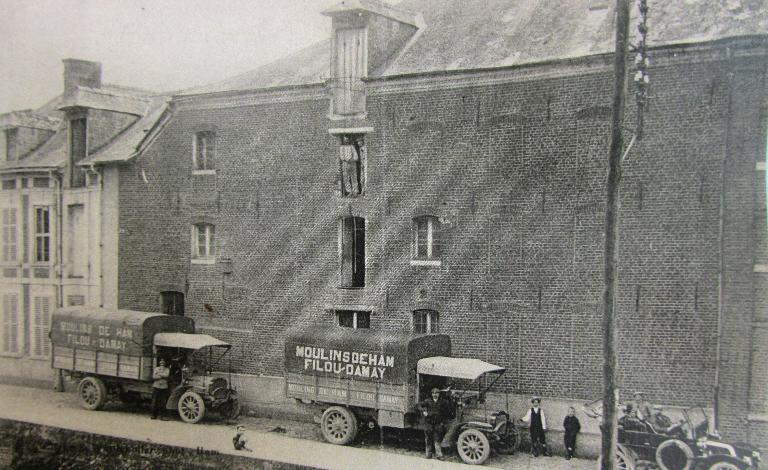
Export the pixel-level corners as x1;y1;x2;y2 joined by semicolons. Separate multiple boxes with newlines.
413;309;439;334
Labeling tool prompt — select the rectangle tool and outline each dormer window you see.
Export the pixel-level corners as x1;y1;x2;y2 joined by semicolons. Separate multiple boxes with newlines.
332;27;366;116
193;131;216;174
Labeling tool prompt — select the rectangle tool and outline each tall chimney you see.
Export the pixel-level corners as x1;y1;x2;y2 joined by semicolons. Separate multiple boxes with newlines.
63;59;102;96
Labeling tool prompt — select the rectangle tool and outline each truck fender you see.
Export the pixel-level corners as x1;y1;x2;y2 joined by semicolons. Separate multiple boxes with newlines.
166;385;189;410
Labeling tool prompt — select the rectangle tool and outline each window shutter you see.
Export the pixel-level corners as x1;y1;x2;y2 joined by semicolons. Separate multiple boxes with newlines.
3;294;18;354
430;218;442;259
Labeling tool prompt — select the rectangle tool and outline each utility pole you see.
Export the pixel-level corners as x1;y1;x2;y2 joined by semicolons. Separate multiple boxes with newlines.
601;1;631;469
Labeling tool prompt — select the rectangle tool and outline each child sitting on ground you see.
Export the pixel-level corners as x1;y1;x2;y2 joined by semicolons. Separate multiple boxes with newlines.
233;425;252;452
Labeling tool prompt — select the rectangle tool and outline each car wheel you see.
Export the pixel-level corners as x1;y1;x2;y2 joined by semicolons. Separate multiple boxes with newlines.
78;376;107;411
597;444;637;470
320;406;358;445
219;396;241;420
496;422;520;454
706;460;742;470
177;390;206;424
656;438;694;470
457;428;491;465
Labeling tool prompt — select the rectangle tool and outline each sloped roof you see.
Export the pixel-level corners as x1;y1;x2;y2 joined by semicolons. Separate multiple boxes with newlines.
1;83;165;172
82;97;169;165
181;0;768;96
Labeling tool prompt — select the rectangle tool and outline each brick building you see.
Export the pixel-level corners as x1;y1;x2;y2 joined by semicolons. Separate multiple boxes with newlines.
3;0;765;450
0;60;167;385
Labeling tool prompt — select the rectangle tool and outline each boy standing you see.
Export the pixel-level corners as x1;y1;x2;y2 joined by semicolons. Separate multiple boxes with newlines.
521;396;550;457
563;406;581;460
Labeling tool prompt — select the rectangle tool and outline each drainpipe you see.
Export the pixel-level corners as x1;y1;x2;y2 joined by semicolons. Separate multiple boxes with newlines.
54;170;64;309
714;47;734;432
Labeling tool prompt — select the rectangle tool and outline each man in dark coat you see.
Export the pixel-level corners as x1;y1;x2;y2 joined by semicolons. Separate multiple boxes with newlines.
417;387;453;459
563;406;581;460
521;396;550;457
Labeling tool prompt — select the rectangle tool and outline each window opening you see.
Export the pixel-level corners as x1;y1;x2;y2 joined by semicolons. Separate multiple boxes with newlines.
339;134;365;197
413;309;439;334
413;216;441;261
192;223;215;260
340;216;365;288
34;207;50;262
337;310;370;329
194;132;216;172
160;291;185;316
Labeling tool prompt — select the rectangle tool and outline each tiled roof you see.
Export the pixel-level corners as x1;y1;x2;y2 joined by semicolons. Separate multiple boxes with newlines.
181;0;768;95
0;124;66;173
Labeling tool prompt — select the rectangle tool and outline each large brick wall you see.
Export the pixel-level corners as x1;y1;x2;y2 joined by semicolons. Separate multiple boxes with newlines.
117;40;767;441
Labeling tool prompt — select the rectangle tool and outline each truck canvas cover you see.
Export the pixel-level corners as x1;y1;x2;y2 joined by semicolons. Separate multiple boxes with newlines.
50;307;194;357
285;325;450;384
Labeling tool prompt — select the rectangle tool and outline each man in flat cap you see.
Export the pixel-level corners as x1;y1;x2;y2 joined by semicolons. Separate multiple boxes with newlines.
417;387;453;459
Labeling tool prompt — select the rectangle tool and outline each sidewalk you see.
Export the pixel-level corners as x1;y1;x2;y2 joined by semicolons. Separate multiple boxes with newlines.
0;384;595;469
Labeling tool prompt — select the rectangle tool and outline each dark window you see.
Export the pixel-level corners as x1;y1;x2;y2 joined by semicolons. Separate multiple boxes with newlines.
160;291;185;316
413;216;441;261
339;135;364;197
194;132;216;171
69;118;87;187
340;216;365;288
32;177;49;188
34;207;50;262
337;310;370;329
413;309;439;334
1;180;16;190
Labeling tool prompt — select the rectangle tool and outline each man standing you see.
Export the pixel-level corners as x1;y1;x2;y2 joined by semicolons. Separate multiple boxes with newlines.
151;358;171;420
418;388;453;459
631;391;653;421
522;396;550;457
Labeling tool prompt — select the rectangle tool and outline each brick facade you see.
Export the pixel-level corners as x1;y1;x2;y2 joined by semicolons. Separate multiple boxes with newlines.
117;39;767;443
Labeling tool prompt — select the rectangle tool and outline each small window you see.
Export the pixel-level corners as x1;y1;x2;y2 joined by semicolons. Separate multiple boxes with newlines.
1;293;19;354
339;135;365;197
412;216;441;264
1;180;16;190
337;310;370;329
67;295;85;306
32;177;49;188
2;208;17;263
34;207;50;263
191;223;215;263
160;291;185;316
193;132;216;173
413;309;439;334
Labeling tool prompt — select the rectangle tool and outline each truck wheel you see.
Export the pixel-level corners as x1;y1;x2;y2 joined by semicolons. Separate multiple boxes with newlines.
320;406;358;445
656;439;694;470
457;428;491;465
178;391;206;424
78;376;107;410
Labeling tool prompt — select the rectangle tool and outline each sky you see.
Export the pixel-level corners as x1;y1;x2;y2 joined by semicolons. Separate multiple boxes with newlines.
0;0;350;113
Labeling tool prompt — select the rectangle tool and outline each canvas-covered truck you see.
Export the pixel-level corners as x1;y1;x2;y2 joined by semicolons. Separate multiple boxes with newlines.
51;306;240;423
285;325;520;465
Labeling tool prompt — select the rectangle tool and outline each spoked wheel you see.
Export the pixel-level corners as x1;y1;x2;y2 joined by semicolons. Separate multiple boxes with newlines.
656;439;694;470
706;460;742;470
219;396;241;420
320;406;358;445
597;444;637;470
496;422;520;455
457;428;491;465
78;376;107;410
177;390;206;424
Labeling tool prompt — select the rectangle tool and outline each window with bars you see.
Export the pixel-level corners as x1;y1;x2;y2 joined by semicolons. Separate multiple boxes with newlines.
192;223;215;262
412;216;441;262
35;207;50;263
2;208;17;263
193;132;216;172
413;309;439;334
1;293;19;354
337;310;370;329
31;296;51;358
160;291;185;316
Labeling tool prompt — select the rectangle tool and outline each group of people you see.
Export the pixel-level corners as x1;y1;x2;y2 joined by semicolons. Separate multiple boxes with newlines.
622;391;674;433
417;390;582;461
